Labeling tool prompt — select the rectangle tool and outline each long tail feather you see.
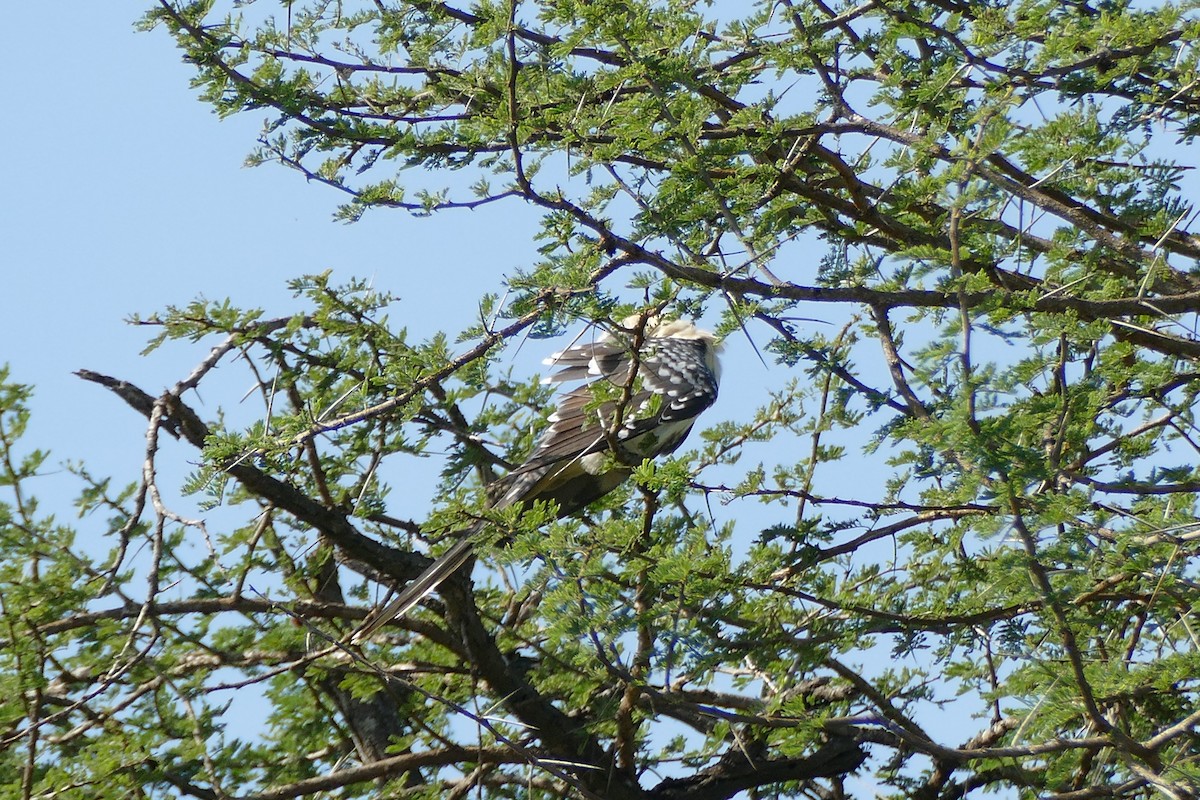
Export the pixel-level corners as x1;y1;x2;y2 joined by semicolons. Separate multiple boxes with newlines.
350;536;476;643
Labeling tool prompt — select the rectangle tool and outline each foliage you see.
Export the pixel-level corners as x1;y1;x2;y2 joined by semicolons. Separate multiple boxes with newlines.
4;0;1200;798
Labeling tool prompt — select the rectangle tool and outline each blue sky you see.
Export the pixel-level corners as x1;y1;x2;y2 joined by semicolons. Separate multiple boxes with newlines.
2;4;549;509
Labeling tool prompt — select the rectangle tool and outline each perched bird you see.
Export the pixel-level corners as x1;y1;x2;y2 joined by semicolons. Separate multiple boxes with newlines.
351;315;721;641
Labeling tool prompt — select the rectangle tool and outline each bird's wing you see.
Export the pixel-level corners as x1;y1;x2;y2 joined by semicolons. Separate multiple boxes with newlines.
542;336;630;384
544;333;717;417
637;336;721;422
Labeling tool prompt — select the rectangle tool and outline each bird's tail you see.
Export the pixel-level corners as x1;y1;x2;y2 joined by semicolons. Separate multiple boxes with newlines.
350;535;477;643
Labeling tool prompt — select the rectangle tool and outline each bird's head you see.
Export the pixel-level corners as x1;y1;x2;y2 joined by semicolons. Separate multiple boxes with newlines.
616;314;722;381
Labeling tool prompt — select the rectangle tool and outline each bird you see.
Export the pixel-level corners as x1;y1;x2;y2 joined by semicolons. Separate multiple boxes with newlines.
351;314;721;642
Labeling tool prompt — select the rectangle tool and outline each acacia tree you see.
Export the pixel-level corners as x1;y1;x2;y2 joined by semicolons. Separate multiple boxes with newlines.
3;0;1200;797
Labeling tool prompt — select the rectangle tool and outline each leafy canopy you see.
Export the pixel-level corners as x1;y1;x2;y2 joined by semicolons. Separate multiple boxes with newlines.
3;1;1200;798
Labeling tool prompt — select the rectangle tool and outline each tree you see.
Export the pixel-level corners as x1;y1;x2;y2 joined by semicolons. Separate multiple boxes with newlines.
3;0;1200;797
